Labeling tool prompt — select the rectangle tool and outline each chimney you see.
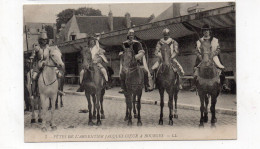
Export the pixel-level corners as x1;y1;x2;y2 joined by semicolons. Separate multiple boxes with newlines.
125;12;131;28
108;10;113;31
172;3;181;17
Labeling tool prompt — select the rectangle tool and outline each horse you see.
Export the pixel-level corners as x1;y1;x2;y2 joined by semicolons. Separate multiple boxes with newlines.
196;38;221;127
31;46;64;131
80;44;106;126
48;68;65;110
155;43;180;126
121;47;144;126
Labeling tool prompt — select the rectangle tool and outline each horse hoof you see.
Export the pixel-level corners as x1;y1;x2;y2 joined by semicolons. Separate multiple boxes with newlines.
61;104;64;107
38;118;42;123
51;126;57;131
134;114;138;119
88;121;95;126
158;120;163;125
31;119;36;123
124;116;129;121
211;123;216;128
169;120;173;126
48;107;51;110
96;120;102;126
137;121;142;126
199;123;204;128
41;127;47;132
211;118;217;123
174;114;178;119
101;114;106;119
128;121;132;126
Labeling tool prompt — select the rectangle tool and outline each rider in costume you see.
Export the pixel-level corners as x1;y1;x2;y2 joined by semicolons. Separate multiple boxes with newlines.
77;34;109;92
190;24;231;91
119;29;153;93
29;31;64;100
151;28;185;89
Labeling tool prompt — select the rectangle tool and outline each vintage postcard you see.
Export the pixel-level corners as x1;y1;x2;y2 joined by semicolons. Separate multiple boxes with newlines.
23;2;236;142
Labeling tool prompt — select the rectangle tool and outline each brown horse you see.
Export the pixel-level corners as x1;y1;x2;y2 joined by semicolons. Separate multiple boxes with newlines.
121;47;144;126
80;44;106;126
196;39;221;127
156;43;179;126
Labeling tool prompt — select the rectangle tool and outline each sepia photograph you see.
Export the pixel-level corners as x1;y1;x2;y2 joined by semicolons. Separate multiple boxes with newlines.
23;2;236;142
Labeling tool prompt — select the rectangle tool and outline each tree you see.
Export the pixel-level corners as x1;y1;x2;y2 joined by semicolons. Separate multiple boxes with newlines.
56;7;102;31
45;25;54;39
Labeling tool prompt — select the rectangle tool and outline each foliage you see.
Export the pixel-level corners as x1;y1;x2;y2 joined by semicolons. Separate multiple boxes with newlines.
56;7;102;31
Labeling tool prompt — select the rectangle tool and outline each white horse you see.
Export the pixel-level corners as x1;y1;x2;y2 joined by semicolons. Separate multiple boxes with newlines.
31;46;64;131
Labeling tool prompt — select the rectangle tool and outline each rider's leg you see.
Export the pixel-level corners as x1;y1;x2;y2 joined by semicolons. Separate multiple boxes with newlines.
77;69;85;92
190;57;201;91
31;71;38;98
213;56;225;69
142;56;153;90
120;71;126;93
172;59;185;89
100;67;108;82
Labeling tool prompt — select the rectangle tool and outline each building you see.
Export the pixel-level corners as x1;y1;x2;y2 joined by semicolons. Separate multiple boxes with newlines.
56;11;150;80
56;4;236;90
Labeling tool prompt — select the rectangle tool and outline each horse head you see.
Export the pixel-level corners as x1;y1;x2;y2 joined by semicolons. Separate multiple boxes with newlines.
80;45;93;70
49;46;64;69
160;43;172;66
198;39;217;79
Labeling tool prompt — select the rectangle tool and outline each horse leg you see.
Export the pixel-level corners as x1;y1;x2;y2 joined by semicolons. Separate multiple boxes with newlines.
96;92;102;126
48;98;52;110
50;94;57;130
30;96;36;123
39;94;48;132
127;93;133;126
85;93;94;126
210;95;218;127
137;93;142;126
133;94;137;118
100;89;105;119
124;92;129;121
174;89;179;119
158;88;164;125
92;94;97;120
204;95;209;123
60;94;63;107
168;93;174;126
37;96;42;123
55;94;58;110
198;92;205;127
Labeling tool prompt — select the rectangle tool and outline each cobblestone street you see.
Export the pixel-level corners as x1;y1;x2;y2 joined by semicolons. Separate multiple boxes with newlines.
24;94;237;141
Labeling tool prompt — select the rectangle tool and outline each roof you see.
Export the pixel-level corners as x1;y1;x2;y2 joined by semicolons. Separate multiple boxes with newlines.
57;5;235;52
75;16;150;34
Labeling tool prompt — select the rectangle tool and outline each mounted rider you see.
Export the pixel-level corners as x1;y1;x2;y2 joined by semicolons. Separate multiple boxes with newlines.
151;28;185;89
119;29;153;93
191;24;231;91
29;31;64;99
77;34;109;92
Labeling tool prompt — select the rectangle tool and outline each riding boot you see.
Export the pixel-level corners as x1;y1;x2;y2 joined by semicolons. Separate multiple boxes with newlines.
220;72;231;92
143;69;152;92
76;83;84;92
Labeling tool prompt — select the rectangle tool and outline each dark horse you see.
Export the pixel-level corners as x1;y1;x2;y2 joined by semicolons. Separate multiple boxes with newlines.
121;47;144;126
156;44;179;125
80;44;106;126
196;39;221;127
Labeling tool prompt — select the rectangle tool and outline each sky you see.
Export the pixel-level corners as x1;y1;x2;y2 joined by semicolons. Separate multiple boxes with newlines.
23;3;173;23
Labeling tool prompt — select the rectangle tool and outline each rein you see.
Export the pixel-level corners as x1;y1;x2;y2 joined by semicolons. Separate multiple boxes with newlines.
41;51;59;86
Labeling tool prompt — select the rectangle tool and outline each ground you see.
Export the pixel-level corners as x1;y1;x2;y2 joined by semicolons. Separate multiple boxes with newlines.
24;94;237;142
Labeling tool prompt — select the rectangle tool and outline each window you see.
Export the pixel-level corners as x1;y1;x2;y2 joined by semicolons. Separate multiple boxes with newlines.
71;35;76;40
